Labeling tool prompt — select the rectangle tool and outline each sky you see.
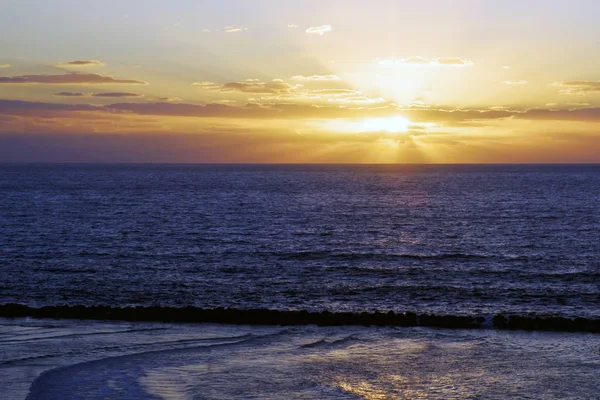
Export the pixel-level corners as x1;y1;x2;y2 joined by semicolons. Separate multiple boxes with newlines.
1;0;600;163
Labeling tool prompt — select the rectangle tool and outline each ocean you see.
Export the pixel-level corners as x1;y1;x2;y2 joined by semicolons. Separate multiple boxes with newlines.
1;164;599;399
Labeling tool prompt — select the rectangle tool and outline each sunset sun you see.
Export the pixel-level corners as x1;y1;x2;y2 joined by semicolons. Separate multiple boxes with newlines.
361;116;412;133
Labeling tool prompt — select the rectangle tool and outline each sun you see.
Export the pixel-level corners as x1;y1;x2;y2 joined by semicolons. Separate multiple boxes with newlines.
317;116;412;134
361;116;411;133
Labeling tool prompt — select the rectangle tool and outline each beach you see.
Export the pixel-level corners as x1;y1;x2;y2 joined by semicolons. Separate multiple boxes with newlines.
2;317;599;399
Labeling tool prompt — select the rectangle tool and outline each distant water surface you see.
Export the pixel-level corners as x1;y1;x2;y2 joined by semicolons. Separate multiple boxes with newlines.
1;164;599;319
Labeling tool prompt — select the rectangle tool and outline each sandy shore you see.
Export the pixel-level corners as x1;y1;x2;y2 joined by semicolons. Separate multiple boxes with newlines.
2;317;599;399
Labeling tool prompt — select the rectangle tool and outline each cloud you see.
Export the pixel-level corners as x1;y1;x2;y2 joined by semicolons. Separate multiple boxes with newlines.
54;92;88;97
193;78;369;104
193;80;299;94
400;56;430;65
156;97;180;102
57;60;105;67
7;98;600;125
0;73;146;85
378;57;474;67
0;64;10;69
287;24;298;28
327;96;387;105
552;81;600;95
309;89;361;95
0;99;509;122
0;99;98;116
194;77;354;101
223;26;247;33
503;80;528;85
106;101;279;118
407;100;432;109
306;25;332;35
436;58;474;66
292;75;341;81
92;92;143;98
54;92;142;98
516;107;600;122
192;81;219;88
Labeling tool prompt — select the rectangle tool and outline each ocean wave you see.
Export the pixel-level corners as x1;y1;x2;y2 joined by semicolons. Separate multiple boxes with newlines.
300;334;361;349
276;251;491;261
0;304;598;333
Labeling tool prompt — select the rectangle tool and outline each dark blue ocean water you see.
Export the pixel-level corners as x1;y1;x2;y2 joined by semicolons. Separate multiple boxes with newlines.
1;164;599;319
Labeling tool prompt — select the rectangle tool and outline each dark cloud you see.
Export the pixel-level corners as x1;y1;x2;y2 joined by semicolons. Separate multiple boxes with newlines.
92;92;143;98
0;73;146;85
0;99;97;117
193;80;298;94
106;101;278;118
54;92;143;98
54;92;88;97
105;102;514;121
0;99;96;111
3;99;600;124
58;60;105;67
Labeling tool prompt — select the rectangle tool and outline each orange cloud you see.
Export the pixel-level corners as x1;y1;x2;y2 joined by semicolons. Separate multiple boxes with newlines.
0;64;11;69
0;73;146;85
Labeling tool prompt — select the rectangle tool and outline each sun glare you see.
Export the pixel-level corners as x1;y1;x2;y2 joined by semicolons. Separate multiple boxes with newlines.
319;116;412;134
361;117;411;133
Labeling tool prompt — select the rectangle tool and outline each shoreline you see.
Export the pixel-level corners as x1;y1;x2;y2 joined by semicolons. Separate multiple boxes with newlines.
3;317;599;400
